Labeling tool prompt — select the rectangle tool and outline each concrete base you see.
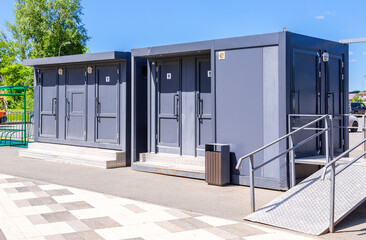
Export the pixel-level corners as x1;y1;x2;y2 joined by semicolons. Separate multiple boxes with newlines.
19;142;126;169
133;153;205;179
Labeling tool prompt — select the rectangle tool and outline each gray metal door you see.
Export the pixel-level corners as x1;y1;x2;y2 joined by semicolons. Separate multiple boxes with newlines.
65;68;87;141
157;61;180;154
95;65;119;144
196;59;212;156
39;69;58;139
326;52;344;154
291;49;320;157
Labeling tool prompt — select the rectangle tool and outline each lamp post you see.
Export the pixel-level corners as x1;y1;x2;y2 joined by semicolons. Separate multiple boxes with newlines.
58;42;71;56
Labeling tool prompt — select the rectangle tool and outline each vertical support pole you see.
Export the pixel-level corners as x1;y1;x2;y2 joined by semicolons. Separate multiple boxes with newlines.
325;116;329;163
288;115;295;188
24;87;27;146
329;114;335;233
249;155;255;213
329;162;336;233
362;114;366;158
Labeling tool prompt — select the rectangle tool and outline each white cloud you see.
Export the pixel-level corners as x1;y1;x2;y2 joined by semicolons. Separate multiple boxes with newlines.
350;59;358;62
349;51;354;55
324;11;336;15
315;15;325;20
363;52;366;55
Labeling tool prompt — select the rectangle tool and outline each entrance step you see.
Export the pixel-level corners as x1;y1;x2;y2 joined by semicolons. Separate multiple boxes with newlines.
19;142;126;169
245;164;366;235
133;153;205;179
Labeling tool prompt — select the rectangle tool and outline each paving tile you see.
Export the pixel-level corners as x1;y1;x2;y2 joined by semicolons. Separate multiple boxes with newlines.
124;204;146;214
29;197;57;206
61;201;93;211
42;212;78;223
45;234;66;240
47;204;67;212
164;209;191;219
27;214;48;225
195;215;237;227
5;178;20;183
16;186;42;193
34;191;51;198
81;216;121;230
218;223;267;237
204;226;239;239
167;217;211;231
155;220;185;233
3;188;18;194
182;210;203;218
49;222;75;234
65;220;90;232
14;199;32;208
45;189;73;197
62;230;104;240
0;229;6;240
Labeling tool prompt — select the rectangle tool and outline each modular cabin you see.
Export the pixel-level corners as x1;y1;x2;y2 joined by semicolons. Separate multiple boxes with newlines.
131;31;349;190
22;52;147;168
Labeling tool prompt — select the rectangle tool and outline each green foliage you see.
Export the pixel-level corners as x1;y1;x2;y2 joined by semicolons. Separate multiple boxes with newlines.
353;95;364;103
0;0;89;110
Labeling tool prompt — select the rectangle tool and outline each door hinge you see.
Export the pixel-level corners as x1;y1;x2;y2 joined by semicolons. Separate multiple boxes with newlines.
117;133;119;139
319;71;321;78
156;77;158;83
342;74;344;80
342;62;344;68
342;139;345;146
117;69;119;75
85;71;87;76
155;134;158;140
84;131;86;137
156;66;159;72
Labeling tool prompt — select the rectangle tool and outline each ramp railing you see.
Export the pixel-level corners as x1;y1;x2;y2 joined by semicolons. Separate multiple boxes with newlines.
321;137;366;233
235;114;332;213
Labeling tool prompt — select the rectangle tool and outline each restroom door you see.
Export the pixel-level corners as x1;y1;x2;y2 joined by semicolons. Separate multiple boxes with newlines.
95;65;119;144
39;69;58;139
65;68;87;141
196;59;213;156
156;61;181;154
291;49;320;157
326;53;344;154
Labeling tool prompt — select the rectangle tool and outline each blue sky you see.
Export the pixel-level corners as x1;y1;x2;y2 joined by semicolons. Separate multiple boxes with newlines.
0;0;365;91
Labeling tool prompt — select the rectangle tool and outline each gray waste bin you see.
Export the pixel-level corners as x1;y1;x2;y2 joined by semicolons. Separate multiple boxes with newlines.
205;144;230;186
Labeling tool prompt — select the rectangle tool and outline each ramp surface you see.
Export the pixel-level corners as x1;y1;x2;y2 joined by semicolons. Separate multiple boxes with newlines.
245;164;366;235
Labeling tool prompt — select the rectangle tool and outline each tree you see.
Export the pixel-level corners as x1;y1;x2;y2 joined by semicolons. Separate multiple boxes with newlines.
7;0;90;59
0;0;90;110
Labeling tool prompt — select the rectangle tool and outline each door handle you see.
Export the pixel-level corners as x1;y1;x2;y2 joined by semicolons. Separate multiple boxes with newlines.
51;98;57;116
66;100;70;120
199;98;203;117
174;94;179;117
196;92;200;118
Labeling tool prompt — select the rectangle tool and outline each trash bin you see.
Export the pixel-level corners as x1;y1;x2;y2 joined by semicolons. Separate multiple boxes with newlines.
205;144;230;186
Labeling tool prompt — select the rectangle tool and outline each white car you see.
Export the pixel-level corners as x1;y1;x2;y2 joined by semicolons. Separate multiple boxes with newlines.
349;115;359;132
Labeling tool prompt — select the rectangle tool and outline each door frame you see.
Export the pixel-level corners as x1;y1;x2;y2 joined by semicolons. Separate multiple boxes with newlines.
155;59;182;154
65;67;88;142
38;68;59;140
195;57;212;156
324;51;345;154
94;64;120;145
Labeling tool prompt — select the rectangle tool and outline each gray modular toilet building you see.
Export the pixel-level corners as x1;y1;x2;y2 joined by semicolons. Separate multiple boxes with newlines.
131;31;349;190
23;52;147;166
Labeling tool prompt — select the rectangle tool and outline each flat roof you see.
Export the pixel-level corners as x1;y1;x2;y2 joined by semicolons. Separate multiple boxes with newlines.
23;51;130;67
132;31;345;58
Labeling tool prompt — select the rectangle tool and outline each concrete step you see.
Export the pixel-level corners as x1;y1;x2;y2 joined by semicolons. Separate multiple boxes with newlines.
245;164;366;235
133;153;205;179
19;143;126;169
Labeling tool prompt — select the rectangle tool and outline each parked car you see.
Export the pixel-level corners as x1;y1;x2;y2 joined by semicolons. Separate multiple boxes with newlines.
349;115;359;132
350;102;366;115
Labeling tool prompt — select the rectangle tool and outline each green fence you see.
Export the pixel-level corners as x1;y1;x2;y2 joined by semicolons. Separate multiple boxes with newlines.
0;86;31;147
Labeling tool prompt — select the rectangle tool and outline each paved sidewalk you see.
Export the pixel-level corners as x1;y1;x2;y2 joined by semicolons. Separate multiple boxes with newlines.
0;173;314;240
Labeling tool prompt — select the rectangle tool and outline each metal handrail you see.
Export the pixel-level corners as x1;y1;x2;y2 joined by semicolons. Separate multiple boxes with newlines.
235;114;328;169
319;137;366;233
235;114;331;213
